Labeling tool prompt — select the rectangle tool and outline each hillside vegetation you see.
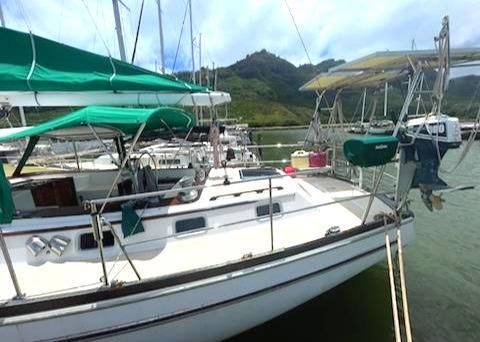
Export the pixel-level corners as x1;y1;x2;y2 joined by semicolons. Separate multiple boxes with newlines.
181;50;480;126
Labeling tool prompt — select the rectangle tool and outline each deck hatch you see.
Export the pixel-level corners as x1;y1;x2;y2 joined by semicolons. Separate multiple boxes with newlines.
240;168;279;179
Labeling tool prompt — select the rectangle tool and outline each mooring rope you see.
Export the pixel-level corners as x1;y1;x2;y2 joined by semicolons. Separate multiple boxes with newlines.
383;214;402;342
394;212;413;342
383;212;413;342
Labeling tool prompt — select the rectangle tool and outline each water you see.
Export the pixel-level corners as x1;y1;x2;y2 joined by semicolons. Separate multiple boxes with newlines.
231;129;480;342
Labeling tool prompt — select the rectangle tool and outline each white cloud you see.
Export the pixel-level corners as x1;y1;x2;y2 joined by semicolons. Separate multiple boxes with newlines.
2;0;480;74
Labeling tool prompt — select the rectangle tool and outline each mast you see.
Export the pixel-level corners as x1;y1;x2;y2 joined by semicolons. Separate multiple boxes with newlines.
0;2;5;28
198;33;203;124
432;16;450;115
198;33;202;86
112;0;127;62
206;65;210;88
384;82;388;117
213;62;217;91
188;0;195;83
360;88;367;129
0;2;26;127
156;0;165;73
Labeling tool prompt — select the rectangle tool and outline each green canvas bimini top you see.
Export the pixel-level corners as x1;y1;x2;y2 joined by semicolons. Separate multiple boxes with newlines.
0;106;196;141
0;27;205;93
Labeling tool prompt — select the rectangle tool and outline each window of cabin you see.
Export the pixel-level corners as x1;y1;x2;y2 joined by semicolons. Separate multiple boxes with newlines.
80;231;115;250
240;168;279;179
256;203;281;217
175;217;207;233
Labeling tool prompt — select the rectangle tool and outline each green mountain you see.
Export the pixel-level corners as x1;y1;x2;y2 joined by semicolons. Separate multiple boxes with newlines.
215;50;344;126
177;50;345;126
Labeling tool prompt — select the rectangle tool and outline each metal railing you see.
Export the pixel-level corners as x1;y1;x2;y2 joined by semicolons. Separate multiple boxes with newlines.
85;168;328;207
84;167;393;287
0;165;398;299
328;145;398;194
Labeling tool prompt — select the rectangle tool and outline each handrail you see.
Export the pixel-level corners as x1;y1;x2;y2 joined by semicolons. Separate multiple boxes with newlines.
247;143;304;148
113;191;388;250
84;168;330;207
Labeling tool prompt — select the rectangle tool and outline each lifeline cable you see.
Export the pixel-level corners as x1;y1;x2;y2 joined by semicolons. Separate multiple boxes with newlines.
131;0;145;64
172;2;189;73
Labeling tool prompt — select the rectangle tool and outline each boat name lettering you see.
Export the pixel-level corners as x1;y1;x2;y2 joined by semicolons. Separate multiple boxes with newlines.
374;144;388;150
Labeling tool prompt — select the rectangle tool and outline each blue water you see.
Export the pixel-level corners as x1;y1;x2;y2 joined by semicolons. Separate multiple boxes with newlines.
231;129;480;342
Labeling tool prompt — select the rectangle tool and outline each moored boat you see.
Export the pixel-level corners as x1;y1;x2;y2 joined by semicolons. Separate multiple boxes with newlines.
0;105;412;341
0;14;479;341
460;122;480;140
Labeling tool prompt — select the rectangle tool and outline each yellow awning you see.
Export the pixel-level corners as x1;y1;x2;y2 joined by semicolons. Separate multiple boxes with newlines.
301;48;480;91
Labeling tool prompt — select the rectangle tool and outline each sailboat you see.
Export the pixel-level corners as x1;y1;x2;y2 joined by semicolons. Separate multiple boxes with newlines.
0;25;413;341
0;16;478;342
0;99;412;341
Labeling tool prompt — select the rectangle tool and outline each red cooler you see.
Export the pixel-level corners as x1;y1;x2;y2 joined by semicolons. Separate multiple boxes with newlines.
309;151;327;167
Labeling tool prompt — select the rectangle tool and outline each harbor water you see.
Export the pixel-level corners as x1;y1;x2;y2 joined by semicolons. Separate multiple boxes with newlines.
231;128;480;342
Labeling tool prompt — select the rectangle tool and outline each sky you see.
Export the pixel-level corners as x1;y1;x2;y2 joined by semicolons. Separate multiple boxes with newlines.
2;0;480;75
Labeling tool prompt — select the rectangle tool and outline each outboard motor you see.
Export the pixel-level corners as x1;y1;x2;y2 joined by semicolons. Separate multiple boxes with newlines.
403;114;462;210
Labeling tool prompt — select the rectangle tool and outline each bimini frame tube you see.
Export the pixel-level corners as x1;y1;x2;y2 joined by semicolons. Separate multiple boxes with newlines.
98;123;146;215
392;66;423;136
89;203;109;286
12;136;39;177
87;123;146;285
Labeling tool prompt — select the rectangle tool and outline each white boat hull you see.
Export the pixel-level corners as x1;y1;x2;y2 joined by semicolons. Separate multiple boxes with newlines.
2;219;414;342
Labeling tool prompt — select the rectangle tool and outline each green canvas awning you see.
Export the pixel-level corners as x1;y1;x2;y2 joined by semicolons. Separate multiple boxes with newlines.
0;27;204;93
0;106;196;142
0;27;231;107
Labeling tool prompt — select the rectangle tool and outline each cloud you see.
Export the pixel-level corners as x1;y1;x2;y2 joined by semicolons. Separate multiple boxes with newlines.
2;0;480;76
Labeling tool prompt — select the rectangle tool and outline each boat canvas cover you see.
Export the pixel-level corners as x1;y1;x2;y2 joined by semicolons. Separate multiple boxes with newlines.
0;27;205;93
343;136;399;167
0;106;196;141
301;48;480;91
0;161;13;224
